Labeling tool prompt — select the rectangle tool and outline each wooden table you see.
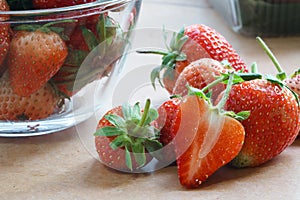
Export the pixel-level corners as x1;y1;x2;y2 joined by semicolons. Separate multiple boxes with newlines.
1;0;300;199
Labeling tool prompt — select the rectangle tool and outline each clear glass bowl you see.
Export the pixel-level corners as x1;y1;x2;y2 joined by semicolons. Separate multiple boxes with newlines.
0;0;142;137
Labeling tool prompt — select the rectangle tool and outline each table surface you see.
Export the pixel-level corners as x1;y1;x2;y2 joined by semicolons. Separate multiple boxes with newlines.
1;0;300;199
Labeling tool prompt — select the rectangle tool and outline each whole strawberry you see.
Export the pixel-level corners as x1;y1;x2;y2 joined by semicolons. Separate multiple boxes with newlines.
32;0;96;9
7;23;68;97
52;14;122;97
0;0;10;67
222;78;300;167
173;58;228;101
139;24;247;93
0;76;61;120
94;99;163;172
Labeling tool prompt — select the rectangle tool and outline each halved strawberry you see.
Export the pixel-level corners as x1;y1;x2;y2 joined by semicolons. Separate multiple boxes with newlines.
174;74;247;188
94;99;163;172
52;14;123;97
7;23;68;97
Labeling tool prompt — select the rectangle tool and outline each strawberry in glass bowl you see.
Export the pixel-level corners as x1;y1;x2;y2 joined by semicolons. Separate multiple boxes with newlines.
0;0;142;136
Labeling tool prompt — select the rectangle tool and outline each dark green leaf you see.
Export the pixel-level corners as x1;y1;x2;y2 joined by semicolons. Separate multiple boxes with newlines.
94;126;125;137
132;143;146;168
13;24;41;32
151;66;163;89
132;103;141;121
125;146;133;171
110;134;131;150
145;139;163;160
64;48;89;67
104;114;126;128
187;85;208;100
81;26;99;51
96;14;106;43
265;74;284;87
143;108;158;125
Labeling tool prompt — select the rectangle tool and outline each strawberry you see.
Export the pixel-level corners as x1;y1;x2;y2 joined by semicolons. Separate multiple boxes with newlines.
220;37;300;168
139;24;248;93
0;75;61;120
6;0;33;10
156;97;182;145
32;0;96;9
94;99;163;172
172;58;228;101
175;73;247;188
285;72;300;96
0;0;10;67
52;14;122;97
7;23;68;97
222;78;300;167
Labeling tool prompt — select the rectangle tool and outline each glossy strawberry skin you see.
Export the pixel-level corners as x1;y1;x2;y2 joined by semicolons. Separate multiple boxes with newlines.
173;58;228;102
175;95;245;188
223;79;300;167
285;74;300;96
156;98;182;145
8;30;68;97
0;0;10;67
32;0;96;9
163;24;247;94
0;76;60;120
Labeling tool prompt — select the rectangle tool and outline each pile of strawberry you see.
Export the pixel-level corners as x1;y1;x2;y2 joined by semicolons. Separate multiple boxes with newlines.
0;0;124;121
94;24;300;189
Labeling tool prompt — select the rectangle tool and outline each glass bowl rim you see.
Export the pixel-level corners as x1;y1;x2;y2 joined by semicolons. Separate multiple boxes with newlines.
0;0;133;16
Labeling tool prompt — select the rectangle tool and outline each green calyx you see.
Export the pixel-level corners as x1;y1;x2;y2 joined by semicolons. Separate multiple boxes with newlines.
94;99;163;171
188;72;250;121
137;27;189;89
13;19;76;35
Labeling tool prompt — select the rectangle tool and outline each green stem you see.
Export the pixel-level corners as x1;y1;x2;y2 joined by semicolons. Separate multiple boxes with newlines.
202;75;229;93
256;36;286;80
138;99;151;127
42;19;77;28
216;73;234;111
136;50;169;56
251;62;258;73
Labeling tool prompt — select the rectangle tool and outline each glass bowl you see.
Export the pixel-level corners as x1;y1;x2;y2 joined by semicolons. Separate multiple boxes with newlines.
0;0;142;137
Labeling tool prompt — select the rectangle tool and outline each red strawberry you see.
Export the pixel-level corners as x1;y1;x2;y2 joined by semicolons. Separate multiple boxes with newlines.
285;73;300;96
32;0;96;9
52;14;121;97
174;74;246;188
0;0;10;67
7;25;68;97
140;24;248;93
172;58;228;101
156;98;182;145
94;99;163;172
0;75;61;120
220;78;300;168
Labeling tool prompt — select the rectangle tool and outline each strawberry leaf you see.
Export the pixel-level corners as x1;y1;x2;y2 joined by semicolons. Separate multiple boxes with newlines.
110;134;131;150
81;26;99;51
125;146;133;171
94;126;125;137
145;139;163;160
143;108;159;126
151;66;163;89
265;74;284;87
104;114;126;128
64;48;89;67
132;142;146;168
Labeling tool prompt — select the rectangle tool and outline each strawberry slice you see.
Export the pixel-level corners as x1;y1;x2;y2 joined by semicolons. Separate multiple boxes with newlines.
174;73;248;188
